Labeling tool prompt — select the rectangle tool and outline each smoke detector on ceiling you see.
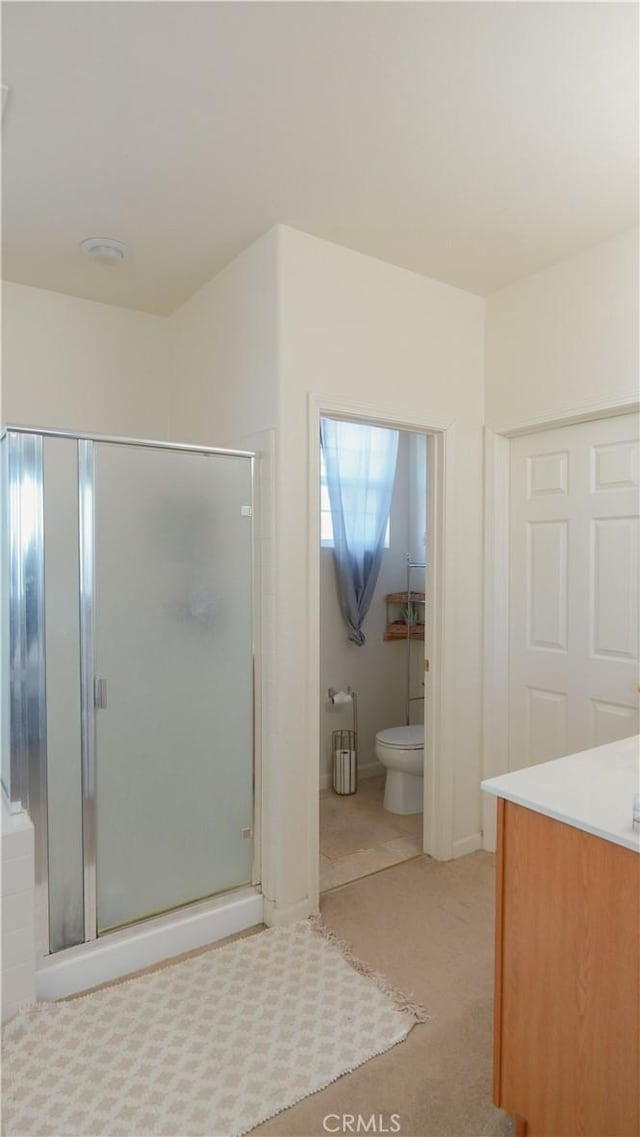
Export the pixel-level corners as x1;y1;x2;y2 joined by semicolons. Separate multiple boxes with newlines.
80;237;129;265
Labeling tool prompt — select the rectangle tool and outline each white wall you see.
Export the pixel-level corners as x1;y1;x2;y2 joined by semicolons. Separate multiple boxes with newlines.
167;225;485;924
164;229;280;922
1;221;635;948
168;228;279;449
485;227;639;428
1;282;172;438
482;226;639;853
20;225;634;941
276;226;485;917
8;224;633;941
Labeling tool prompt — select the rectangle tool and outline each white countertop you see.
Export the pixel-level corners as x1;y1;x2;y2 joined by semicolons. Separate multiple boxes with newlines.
481;735;640;853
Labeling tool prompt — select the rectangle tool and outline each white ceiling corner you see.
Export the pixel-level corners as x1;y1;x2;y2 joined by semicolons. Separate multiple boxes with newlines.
1;1;637;315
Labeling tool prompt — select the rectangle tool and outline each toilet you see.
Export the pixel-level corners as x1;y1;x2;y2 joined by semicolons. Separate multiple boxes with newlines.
375;724;424;814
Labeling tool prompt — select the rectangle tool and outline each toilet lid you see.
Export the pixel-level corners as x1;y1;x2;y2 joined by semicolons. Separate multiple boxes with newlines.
376;725;424;750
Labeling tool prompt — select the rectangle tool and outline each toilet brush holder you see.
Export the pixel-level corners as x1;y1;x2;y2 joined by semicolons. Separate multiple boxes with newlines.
329;688;358;795
331;729;358;795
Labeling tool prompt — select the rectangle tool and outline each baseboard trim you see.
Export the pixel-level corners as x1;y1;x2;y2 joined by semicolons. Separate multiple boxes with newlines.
263;895;315;927
36;887;264;1001
359;760;384;780
452;832;483;858
319;760;383;791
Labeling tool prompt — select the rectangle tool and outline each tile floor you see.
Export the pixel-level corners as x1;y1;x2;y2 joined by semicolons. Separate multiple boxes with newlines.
319;774;423;891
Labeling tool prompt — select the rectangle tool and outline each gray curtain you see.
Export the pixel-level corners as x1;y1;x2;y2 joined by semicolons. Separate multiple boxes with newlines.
321;417;399;645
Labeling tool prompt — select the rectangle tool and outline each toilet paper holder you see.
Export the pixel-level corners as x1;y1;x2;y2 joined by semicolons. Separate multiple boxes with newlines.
328;687;358;795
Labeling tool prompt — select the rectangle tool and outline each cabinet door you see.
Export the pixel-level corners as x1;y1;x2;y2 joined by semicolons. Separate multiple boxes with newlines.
494;801;640;1136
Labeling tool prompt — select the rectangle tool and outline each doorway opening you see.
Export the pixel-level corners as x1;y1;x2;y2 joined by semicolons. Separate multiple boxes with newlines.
317;416;431;892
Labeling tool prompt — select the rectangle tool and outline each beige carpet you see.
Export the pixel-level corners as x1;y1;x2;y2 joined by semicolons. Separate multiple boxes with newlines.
254;852;513;1137
2;919;426;1137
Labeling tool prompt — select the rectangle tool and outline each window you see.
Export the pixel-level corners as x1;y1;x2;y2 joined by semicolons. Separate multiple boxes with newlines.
320;448;391;548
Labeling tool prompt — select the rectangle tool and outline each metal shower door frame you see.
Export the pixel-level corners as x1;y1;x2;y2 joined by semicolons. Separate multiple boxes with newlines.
4;431;49;956
78;438;97;942
3;425;257;955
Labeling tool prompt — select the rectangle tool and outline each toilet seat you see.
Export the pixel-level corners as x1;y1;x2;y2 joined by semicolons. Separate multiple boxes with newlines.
376;725;423;750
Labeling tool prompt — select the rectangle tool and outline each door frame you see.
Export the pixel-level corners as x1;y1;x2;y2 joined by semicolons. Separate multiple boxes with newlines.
482;395;640;851
306;393;458;910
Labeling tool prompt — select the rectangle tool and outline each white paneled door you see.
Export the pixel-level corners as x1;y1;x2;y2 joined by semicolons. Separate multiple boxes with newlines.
509;413;639;770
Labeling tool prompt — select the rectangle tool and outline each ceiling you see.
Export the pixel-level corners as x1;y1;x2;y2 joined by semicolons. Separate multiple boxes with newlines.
2;2;638;316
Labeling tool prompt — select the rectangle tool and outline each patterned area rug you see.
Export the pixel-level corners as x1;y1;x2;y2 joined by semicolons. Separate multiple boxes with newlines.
2;917;428;1137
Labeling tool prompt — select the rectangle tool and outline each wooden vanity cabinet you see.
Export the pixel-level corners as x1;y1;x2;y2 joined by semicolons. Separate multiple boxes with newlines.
493;798;640;1137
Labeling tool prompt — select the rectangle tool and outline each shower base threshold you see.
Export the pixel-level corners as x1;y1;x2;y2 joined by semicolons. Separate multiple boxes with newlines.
36;886;263;1001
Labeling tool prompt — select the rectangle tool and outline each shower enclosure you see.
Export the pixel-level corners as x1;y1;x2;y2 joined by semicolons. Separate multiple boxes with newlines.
1;428;257;960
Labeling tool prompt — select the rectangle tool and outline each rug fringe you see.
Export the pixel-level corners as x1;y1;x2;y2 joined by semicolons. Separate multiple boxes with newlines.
307;914;431;1024
234;1027;413;1137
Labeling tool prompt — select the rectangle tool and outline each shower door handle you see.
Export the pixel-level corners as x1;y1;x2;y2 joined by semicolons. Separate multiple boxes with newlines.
93;678;108;709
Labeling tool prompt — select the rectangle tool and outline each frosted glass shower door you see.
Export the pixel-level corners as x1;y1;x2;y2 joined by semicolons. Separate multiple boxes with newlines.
93;444;254;933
